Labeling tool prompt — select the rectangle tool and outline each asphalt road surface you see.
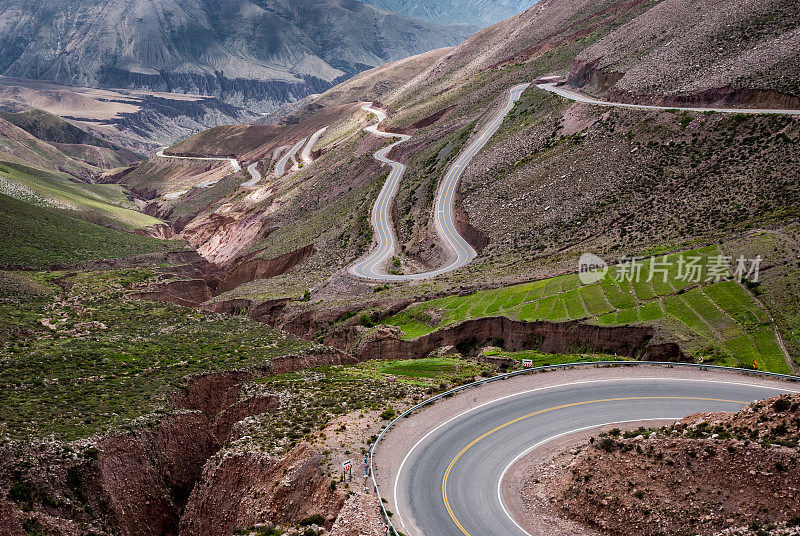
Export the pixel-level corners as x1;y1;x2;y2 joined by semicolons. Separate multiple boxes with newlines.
301;127;329;164
275;137;307;178
156;147;242;198
349;83;530;281
242;162;262;188
390;376;797;536
156;147;241;172
537;83;800;115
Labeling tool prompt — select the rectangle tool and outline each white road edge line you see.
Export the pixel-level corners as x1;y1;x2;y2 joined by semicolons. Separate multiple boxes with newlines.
496;418;684;536
391;377;797;530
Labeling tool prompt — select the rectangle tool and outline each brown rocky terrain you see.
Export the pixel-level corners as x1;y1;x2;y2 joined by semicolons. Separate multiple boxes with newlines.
567;0;800;106
517;394;800;536
0;76;258;154
0;363;360;536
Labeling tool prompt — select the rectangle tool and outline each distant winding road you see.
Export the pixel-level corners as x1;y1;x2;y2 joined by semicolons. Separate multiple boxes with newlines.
537;82;800;115
349;83;531;281
386;373;798;536
157;127;329;197
274;138;307;178
156;147;247;198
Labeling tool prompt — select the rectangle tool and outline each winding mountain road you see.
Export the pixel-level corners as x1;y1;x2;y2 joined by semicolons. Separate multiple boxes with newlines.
349;83;530;281
156;148;241;173
156;147;249;198
537;82;800;115
301;127;329;164
383;371;797;536
275;138;307;178
242;162;262;188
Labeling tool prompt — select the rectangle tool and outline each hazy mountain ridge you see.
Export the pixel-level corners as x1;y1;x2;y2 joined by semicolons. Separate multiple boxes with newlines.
0;0;474;111
363;0;537;26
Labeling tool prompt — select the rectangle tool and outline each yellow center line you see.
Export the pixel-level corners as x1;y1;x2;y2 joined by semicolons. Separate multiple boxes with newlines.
441;396;745;536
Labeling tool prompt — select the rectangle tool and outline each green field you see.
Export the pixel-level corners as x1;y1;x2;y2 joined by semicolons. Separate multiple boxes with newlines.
383;246;789;373
0;193;182;268
0;269;321;440
0;161;161;229
483;349;620;368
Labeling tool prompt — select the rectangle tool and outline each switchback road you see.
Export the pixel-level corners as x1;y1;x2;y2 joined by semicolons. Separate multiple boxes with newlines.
275;138;307;178
349;83;530;281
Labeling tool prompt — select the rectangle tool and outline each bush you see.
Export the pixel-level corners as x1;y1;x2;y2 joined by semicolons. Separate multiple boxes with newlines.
8;481;34;506
596;437;618;453
380;407;396;420
300;514;325;527
773;398;792;412
359;314;375;328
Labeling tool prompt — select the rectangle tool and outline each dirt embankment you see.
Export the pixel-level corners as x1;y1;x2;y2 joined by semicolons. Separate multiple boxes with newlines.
203;294;683;363
129;244;315;307
220;244;315;293
180;443;346;536
350;317;681;362
0;368;347;536
521;394;800;536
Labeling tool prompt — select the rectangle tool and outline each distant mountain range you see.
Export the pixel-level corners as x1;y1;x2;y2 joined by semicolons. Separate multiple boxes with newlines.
364;0;537;26
0;0;474;112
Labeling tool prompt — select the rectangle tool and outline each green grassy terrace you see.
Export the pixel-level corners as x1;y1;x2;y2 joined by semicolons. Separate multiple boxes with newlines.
382;246;789;374
0;193;182;268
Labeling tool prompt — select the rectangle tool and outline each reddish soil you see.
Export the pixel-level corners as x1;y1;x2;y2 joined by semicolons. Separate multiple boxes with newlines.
521;394;800;536
0;362;351;536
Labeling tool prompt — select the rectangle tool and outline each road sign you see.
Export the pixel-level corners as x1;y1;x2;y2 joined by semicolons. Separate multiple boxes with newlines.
342;459;353;481
522;359;533;368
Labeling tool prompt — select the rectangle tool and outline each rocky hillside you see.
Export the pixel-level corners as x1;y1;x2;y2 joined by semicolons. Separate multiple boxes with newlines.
364;0;537;26
0;0;473;111
0;114;133;180
567;0;800;106
103;0;800;372
544;394;800;535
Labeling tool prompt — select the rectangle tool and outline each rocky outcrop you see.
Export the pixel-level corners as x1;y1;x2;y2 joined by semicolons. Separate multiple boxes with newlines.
179;443;347;536
455;193;489;254
353;317;682;361
220;245;316;293
133;224;174;240
180;211;274;266
566;58;624;94
268;350;359;375
129;279;216;307
555;394;800;536
130;245;315;307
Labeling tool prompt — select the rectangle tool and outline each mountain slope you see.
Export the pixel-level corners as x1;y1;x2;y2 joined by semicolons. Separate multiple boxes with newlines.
567;0;800;106
0;76;259;153
0;0;474;111
363;0;537;26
